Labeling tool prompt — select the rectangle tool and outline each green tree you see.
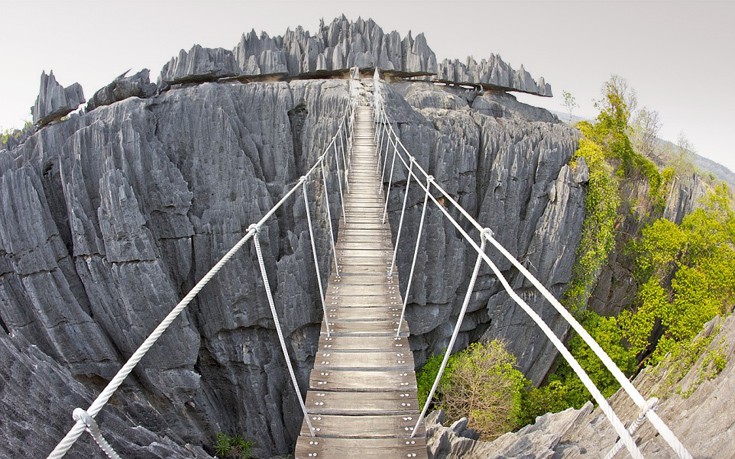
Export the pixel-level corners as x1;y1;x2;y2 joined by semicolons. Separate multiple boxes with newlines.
562;90;579;122
417;340;529;440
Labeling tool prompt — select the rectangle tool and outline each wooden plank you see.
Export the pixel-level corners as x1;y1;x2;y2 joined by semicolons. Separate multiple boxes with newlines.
325;295;398;307
326;306;400;320
295;437;425;459
320;319;404;336
305;391;419;414
318;335;410;351
309;369;417;392
300;414;424;438
312;350;414;370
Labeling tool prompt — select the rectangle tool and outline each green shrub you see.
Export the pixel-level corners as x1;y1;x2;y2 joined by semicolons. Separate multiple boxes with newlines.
214;432;253;459
418;340;529;440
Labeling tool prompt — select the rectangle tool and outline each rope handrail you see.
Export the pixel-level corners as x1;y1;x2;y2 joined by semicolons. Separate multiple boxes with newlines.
47;91;356;458
371;74;692;459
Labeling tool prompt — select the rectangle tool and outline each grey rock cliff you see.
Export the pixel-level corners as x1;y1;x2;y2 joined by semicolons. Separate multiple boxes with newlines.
380;81;583;383
232;16;437;76
158;17;550;97
159;45;240;84
1;78;348;457
31;71;85;127
438;56;553;96
87;69;157;112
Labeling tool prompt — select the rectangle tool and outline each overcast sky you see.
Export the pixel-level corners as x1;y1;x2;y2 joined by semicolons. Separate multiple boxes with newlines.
2;0;733;171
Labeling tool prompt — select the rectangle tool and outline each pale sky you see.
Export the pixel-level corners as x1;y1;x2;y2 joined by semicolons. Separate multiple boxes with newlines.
1;0;733;172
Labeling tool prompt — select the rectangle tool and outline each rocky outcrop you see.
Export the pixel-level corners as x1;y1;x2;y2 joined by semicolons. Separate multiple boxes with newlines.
589;170;710;317
159;45;240;84
233;16;437;76
159;17;550;97
438;56;553;96
427;314;735;458
87;69;157;111
0;333;211;458
426;405;593;458
31;71;85;127
1;79;349;457
554;314;735;458
382;82;583;383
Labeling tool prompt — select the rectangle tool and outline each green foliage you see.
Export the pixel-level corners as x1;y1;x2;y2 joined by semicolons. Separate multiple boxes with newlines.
417;340;529;440
416;350;454;407
535;76;734;417
564;124;621;314
0;121;32;146
214;432;253;459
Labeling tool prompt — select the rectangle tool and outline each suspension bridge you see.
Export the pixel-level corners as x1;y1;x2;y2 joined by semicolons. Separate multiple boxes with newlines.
45;71;692;459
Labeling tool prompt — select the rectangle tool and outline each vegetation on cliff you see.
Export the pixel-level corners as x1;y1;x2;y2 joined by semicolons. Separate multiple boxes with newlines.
422;76;735;434
533;76;735;412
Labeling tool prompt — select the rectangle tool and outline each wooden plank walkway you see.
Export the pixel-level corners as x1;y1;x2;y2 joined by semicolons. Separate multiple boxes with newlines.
294;102;427;458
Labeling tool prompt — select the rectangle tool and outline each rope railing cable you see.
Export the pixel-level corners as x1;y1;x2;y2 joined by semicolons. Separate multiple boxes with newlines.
382;137;398;224
332;135;347;223
303;178;330;337
389;158;413;277
396;175;432;337
252;226;316;436
47;98;354;458
411;230;489;437
321;159;341;277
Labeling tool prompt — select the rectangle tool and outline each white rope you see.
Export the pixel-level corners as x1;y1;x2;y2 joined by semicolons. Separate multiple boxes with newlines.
303;179;330;338
251;226;315;437
337;126;350;194
396;175;433;337
332;134;347;224
320;160;340;277
72;408;122;459
389;158;413;277
382;138;398;224
411;230;489;437
604;398;659;459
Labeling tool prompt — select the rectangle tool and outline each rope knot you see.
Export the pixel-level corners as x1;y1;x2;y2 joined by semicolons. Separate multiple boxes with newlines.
481;228;494;240
73;408;100;436
299;175;307;184
427;175;435;184
247;224;260;234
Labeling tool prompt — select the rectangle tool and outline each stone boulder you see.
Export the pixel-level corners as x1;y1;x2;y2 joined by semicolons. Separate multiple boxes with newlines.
159;45;239;85
87;69;157;111
31;71;85;127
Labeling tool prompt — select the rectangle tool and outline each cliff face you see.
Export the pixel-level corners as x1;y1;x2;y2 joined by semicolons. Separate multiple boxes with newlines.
1;79;348;457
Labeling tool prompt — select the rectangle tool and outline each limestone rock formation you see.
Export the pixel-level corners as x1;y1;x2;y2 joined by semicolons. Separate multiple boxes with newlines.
380;82;583;383
87;69;157;111
31;71;85;127
159;45;240;84
2;79;349;457
426;405;593;458
233;16;438;76
438;56;553;96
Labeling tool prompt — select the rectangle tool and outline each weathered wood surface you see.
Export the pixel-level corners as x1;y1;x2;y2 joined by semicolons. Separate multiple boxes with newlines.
294;101;427;458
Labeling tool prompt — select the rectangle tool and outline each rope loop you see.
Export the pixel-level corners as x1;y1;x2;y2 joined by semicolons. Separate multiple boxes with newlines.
247;223;260;234
299;175;307;184
72;409;98;437
481;228;494;240
426;175;435;184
